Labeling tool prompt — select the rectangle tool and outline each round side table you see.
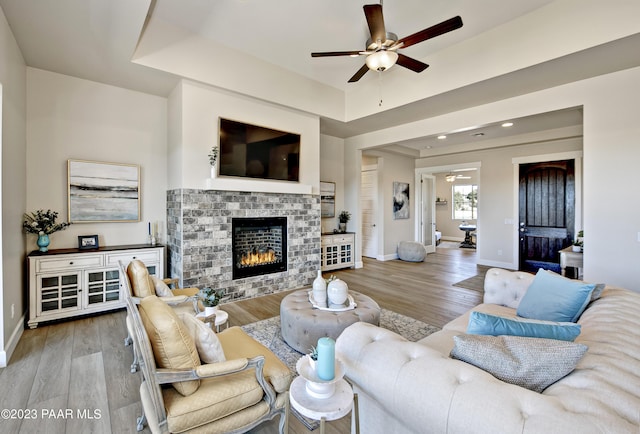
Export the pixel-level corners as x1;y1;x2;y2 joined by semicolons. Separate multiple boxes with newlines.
288;376;359;434
196;310;229;332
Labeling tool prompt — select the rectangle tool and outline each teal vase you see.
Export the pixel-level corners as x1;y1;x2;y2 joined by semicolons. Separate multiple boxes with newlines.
37;233;50;252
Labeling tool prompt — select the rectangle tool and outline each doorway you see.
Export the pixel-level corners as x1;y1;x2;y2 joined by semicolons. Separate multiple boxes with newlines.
518;159;575;273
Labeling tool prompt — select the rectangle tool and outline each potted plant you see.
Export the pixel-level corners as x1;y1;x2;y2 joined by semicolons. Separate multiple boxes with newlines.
572;230;584;252
338;210;351;233
23;209;71;252
198;287;225;316
208;146;219;178
308;346;318;370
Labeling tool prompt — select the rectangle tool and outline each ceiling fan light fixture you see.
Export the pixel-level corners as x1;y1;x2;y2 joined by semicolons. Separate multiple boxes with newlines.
365;50;398;72
446;173;458;183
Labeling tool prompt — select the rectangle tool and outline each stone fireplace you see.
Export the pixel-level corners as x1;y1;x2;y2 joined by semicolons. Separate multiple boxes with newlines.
232;216;287;280
166;189;320;301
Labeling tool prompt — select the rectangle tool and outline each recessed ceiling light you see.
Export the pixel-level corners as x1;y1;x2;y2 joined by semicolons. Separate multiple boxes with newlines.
502;122;514;127
437;135;447;140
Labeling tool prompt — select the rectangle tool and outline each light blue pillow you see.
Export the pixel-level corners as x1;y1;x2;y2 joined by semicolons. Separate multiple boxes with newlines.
516;269;596;322
467;311;581;341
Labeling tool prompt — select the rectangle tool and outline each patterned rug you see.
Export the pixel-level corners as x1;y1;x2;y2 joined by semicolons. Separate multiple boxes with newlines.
241;310;440;430
241;309;440;374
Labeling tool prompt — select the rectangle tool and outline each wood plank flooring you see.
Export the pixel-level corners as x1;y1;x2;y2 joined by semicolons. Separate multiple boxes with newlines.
0;245;481;434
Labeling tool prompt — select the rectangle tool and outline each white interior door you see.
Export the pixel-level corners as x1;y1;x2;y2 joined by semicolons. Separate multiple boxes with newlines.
361;169;378;258
421;174;436;253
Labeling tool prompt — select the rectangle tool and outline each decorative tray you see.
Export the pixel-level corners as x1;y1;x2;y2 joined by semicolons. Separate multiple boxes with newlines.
308;291;357;312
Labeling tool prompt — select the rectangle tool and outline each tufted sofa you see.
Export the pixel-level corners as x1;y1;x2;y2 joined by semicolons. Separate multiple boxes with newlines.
336;268;640;433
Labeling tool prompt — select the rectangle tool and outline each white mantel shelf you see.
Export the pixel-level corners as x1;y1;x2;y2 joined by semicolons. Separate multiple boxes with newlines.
204;177;313;195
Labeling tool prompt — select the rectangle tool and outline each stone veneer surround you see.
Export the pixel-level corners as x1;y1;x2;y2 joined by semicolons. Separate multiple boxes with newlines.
167;189;321;301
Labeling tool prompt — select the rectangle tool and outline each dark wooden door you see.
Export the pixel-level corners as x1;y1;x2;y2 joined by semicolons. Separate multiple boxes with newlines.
519;160;575;273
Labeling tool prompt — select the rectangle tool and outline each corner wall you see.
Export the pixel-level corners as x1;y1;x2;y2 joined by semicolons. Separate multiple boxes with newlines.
0;5;26;367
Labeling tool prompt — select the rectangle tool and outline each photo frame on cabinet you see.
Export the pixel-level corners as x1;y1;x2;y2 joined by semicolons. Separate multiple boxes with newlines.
78;235;99;250
320;181;336;218
68;159;140;222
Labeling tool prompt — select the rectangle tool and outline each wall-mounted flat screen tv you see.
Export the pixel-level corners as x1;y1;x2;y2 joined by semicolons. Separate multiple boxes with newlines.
218;118;300;182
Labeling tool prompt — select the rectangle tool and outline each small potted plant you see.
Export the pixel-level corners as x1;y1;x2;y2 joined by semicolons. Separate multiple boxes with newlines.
198;287;225;316
308;346;318;370
338;210;351;233
572;230;584;252
208;146;219;178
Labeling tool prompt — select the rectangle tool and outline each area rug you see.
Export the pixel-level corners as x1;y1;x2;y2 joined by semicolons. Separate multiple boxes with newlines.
452;267;491;293
241;309;439;429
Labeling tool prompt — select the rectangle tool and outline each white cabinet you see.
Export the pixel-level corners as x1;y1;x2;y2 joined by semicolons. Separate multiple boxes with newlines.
28;244;164;329
321;233;355;271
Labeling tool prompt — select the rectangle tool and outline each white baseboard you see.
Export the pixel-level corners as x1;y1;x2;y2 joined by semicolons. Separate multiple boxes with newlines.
377;253;399;261
477;259;517;270
0;313;25;367
355;261;364;269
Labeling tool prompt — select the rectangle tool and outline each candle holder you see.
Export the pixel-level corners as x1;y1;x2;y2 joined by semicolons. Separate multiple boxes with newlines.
296;355;344;399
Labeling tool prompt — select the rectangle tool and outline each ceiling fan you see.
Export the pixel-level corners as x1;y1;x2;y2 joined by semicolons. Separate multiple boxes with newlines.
311;3;463;83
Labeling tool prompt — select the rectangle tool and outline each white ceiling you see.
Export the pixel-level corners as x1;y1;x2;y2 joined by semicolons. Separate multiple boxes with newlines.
1;0;638;153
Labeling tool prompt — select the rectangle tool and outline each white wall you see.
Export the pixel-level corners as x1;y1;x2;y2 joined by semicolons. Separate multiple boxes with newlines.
26;68;168;248
319;134;344;233
0;6;26;367
346;66;640;291
168;80;320;195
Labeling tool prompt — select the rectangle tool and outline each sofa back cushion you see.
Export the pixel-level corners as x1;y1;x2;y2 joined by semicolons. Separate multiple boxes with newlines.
127;260;155;298
139;295;201;396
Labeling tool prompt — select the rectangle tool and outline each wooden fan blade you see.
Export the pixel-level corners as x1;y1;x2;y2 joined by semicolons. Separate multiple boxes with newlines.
348;64;370;83
396;53;429;73
397;16;463;48
311;51;362;57
364;4;386;45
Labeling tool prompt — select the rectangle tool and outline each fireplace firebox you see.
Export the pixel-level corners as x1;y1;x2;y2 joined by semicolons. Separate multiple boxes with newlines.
232;217;287;280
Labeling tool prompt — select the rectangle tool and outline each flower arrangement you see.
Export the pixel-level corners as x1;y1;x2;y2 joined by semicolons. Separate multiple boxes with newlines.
198;287;225;307
208;146;219;167
23;209;71;235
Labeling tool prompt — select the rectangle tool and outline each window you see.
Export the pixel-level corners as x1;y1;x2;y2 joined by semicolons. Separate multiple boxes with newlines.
453;185;477;220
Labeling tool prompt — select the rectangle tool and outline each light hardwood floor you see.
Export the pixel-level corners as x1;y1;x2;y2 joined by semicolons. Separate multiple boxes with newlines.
0;244;481;434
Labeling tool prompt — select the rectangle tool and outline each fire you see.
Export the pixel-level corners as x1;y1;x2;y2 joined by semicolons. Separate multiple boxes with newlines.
240;249;276;267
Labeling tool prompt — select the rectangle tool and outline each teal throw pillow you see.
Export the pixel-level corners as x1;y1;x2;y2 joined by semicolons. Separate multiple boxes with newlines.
467;311;581;341
516;269;595;322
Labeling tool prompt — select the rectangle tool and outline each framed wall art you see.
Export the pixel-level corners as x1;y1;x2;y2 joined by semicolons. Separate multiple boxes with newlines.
320;181;336;218
78;235;99;250
393;181;410;220
68;159;140;222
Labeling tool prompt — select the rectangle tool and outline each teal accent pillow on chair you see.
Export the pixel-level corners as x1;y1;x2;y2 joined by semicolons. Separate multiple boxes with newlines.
467;311;581;341
516;269;596;322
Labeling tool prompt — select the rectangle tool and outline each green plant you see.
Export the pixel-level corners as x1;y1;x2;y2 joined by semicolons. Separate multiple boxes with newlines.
338;210;351;224
198;287;225;307
23;209;71;235
208;146;219;166
308;346;318;361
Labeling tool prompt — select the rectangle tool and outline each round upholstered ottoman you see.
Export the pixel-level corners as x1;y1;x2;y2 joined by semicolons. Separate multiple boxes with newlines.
397;241;426;262
280;290;380;353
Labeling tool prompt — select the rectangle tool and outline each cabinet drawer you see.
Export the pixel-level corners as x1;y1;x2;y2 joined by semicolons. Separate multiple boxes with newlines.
332;234;354;243
36;255;103;273
105;250;160;267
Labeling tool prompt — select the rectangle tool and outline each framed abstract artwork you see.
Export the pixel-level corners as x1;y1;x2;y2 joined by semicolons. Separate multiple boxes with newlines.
393;181;410;220
68;159;140;222
320;181;336;218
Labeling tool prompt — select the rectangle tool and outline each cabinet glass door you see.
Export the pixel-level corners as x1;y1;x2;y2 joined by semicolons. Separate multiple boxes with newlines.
39;273;81;314
86;269;121;306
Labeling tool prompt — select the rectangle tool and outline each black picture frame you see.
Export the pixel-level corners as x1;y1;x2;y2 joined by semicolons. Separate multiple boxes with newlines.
78;235;99;250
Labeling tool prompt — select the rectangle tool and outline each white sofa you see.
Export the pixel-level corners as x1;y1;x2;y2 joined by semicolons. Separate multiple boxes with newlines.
336;268;640;433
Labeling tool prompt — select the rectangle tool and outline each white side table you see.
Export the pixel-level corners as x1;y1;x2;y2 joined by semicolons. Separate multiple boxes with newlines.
196;310;229;332
288;376;359;434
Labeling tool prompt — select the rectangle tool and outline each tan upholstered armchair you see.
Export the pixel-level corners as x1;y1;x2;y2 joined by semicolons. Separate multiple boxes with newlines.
120;262;291;433
123;260;200;373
